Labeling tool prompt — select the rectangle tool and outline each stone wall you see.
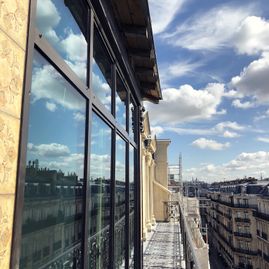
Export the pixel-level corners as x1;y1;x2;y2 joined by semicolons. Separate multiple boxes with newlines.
0;0;29;267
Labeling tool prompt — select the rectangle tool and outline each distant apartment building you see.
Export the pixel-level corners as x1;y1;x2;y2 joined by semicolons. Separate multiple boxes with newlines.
206;180;269;269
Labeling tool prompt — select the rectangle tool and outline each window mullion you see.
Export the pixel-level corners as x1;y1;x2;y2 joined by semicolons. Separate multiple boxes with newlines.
110;127;116;269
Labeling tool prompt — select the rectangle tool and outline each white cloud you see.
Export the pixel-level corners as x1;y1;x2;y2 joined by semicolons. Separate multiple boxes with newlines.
192;138;230;150
27;141;86;178
223;89;244;99
64;60;87;81
228;17;269;106
28;143;70;157
60;31;87;63
163;4;255;50
46;102;57;112
36;0;87;82
230;52;269;104
167;127;211;136
151;126;164;136
32;63;85;111
64;153;84;163
36;0;61;45
222;131;240;138
254;109;269;121
92;71;111;110
214;121;245;132
234;16;269;55
160;60;204;86
73;112;85;122
225;151;269;171
149;0;186;34
146;83;225;125
257;137;269;143
232;99;256;109
184;151;269;182
159;121;245;138
90;154;111;179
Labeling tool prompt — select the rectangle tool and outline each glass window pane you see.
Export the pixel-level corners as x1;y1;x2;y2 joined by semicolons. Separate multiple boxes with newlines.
36;0;88;83
129;98;135;140
20;50;86;268
88;114;112;269
116;75;127;129
129;146;135;267
115;136;126;268
92;28;112;111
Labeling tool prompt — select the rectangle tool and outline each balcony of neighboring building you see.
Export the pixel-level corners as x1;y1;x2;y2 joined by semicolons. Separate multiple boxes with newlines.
234;217;251;223
235;263;253;269
257;229;268;241
234;232;252;239
254;210;269;222
233;247;257;256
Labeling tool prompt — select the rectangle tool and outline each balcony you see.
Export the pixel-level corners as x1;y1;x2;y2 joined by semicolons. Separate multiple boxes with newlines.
220;222;232;234
223;212;232;220
210;198;257;210
233;204;250;209
234;217;250;223
234;232;252;239
262;232;268;240
264;253;269;263
236;263;253;269
211;198;234;207
254;211;269;222
233;248;257;256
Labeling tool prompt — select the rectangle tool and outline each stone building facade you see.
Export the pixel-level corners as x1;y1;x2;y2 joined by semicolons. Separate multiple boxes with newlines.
0;0;29;267
206;181;269;269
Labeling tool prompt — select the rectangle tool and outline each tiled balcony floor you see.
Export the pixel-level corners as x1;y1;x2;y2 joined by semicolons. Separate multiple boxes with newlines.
143;222;181;268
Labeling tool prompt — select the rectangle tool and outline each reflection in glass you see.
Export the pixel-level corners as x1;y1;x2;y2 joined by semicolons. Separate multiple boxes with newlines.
129;98;135;141
116;75;127;129
36;0;88;83
115;136;126;268
129;146;135;267
20;50;86;268
88;114;111;269
92;28;112;111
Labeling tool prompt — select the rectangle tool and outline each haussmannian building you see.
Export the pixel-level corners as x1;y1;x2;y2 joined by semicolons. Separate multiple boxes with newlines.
0;0;162;268
206;180;269;269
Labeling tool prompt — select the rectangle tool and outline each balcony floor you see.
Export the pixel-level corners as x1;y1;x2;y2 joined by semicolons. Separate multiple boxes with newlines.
143;222;181;268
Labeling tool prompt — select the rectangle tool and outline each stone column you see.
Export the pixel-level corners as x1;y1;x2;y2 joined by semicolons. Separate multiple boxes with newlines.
145;153;152;232
150;161;156;226
0;1;29;267
142;152;147;241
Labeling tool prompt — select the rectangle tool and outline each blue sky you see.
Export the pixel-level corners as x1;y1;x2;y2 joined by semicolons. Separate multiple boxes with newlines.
147;0;269;181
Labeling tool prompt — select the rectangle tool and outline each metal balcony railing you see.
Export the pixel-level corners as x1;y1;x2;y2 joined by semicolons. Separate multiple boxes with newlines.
254;211;269;222
236;263;253;269
234;217;250;223
234;232;252;238
233;248;257;256
262;232;268;240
